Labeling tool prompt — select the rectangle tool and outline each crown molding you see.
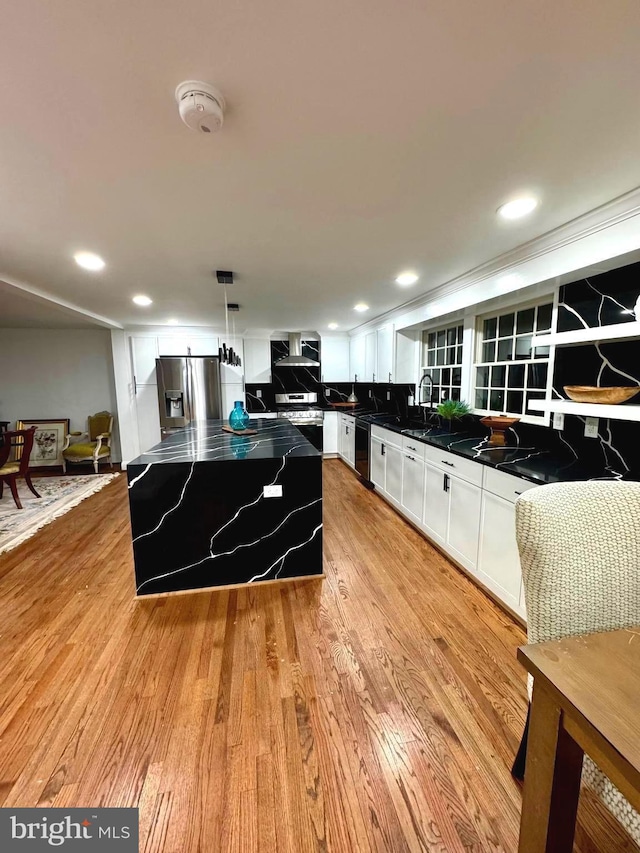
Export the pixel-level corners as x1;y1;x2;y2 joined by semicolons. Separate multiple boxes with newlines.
350;184;640;336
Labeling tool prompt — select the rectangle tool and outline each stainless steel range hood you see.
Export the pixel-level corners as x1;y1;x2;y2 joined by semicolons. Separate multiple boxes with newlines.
274;333;320;368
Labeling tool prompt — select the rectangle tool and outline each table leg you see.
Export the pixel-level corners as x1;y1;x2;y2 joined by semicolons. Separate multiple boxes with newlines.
518;680;584;853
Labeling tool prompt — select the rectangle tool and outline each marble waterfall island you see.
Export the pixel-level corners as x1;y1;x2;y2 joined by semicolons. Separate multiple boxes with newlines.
127;419;323;595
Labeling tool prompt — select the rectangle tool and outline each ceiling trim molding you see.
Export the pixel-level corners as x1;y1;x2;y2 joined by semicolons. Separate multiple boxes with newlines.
0;274;123;329
349;183;640;336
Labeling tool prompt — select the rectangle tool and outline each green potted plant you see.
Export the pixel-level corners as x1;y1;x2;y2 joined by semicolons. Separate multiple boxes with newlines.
436;399;472;429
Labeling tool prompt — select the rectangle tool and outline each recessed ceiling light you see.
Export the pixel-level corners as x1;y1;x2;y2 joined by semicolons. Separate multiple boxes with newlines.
395;271;419;286
166;318;179;325
354;303;369;312
132;294;153;306
497;196;538;220
74;251;105;271
328;322;339;330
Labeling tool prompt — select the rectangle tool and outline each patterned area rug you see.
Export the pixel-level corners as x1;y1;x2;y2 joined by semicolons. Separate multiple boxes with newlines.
0;474;119;555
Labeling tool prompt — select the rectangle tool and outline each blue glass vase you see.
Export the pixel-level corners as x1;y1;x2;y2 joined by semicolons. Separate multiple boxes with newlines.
229;400;250;431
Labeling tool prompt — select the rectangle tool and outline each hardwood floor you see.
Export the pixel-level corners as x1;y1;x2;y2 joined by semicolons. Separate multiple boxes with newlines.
0;459;636;852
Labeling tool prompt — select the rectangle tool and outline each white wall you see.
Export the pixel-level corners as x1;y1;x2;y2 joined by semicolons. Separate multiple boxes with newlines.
0;328;120;461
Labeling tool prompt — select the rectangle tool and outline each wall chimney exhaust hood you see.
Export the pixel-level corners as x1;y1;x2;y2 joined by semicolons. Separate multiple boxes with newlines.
274;333;320;367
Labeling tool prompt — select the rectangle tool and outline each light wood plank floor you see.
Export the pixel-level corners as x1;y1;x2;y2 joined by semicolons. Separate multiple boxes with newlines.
0;461;636;852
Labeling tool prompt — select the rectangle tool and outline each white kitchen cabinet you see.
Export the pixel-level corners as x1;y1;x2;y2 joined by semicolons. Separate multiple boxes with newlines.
338;416;355;467
477;492;523;615
321;337;350;382
323;411;339;455
364;331;377;382
157;335;219;356
376;325;394;383
476;469;537;618
401;452;424;524
135;383;161;453
385;444;402;505
423;462;448;546
131;336;159;386
349;336;366;382
446;474;482;572
395;329;419;385
244;339;272;383
370;435;386;490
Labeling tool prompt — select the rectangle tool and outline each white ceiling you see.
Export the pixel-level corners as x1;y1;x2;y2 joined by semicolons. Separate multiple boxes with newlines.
2;1;640;332
0;280;108;328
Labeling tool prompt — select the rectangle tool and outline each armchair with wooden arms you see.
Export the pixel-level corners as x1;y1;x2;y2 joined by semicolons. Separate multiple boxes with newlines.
62;411;114;474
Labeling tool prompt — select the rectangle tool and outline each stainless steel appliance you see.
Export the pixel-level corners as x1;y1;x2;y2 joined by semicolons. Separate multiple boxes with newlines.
355;417;371;483
273;333;320;368
156;356;222;431
275;392;324;451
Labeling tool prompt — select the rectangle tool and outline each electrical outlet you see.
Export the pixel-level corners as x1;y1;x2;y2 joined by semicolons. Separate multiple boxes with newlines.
552;412;565;431
387;391;391;401
584;416;599;439
369;390;372;398
256;389;262;398
263;485;283;498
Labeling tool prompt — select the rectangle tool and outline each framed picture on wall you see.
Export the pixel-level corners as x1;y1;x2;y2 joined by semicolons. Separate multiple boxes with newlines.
15;419;70;468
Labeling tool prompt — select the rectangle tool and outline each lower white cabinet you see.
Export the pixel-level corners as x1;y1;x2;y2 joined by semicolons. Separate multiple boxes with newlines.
338;416;355;467
371;436;386;489
446;474;482;572
401;452;424;524
361;424;534;621
423;462;448;546
323;411;339;455
385;444;402;504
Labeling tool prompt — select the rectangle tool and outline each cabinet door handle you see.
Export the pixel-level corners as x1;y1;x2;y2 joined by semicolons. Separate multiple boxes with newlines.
355;373;358;382
441;459;455;467
443;473;450;492
133;374;138;395
381;443;385;456
373;372;376;382
407;444;416;450
405;455;415;462
389;372;392;383
514;490;523;496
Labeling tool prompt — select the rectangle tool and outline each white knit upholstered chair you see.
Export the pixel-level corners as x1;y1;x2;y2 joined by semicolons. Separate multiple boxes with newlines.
515;481;640;845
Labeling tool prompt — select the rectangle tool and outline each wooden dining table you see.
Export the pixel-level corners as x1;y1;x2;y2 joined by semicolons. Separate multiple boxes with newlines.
518;627;640;852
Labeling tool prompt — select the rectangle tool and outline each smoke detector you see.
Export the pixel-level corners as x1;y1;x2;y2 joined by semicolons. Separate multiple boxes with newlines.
175;81;225;134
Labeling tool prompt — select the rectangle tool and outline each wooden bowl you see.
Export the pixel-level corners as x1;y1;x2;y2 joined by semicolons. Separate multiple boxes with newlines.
480;416;520;446
563;385;640;404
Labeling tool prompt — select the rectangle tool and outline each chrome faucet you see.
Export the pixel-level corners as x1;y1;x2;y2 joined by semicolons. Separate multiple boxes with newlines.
417;372;435;424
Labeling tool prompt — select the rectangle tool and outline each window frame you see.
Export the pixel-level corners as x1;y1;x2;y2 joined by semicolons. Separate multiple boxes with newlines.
472;295;555;426
420;320;465;405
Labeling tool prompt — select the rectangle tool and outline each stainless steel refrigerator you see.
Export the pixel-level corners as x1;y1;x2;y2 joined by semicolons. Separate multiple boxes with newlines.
156;356;222;430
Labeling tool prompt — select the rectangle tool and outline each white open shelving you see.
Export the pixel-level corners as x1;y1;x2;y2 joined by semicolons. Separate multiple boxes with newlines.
531;321;640;349
528;399;640;422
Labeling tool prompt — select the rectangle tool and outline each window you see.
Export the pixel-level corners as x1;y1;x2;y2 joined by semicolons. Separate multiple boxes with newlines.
474;301;553;419
421;323;464;403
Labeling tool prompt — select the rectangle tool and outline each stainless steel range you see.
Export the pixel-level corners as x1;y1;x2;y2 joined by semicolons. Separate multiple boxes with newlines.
275;393;324;451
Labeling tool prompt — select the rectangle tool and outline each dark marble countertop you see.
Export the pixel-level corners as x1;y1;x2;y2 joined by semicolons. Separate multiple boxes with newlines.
342;411;623;485
128;418;320;466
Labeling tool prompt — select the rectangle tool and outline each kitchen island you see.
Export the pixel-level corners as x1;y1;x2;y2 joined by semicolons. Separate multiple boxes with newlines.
127;418;322;595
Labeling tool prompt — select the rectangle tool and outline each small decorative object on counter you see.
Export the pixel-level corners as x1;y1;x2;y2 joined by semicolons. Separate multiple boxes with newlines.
436;399;471;428
228;400;250;431
563;385;640;404
481;415;520;446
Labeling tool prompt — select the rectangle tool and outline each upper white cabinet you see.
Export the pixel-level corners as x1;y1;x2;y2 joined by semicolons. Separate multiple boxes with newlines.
131;337;159;385
157;335;219;356
321;336;350;382
376;325;394;383
395;329;419;385
349;336;366;382
364;331;377;382
243;339;272;384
